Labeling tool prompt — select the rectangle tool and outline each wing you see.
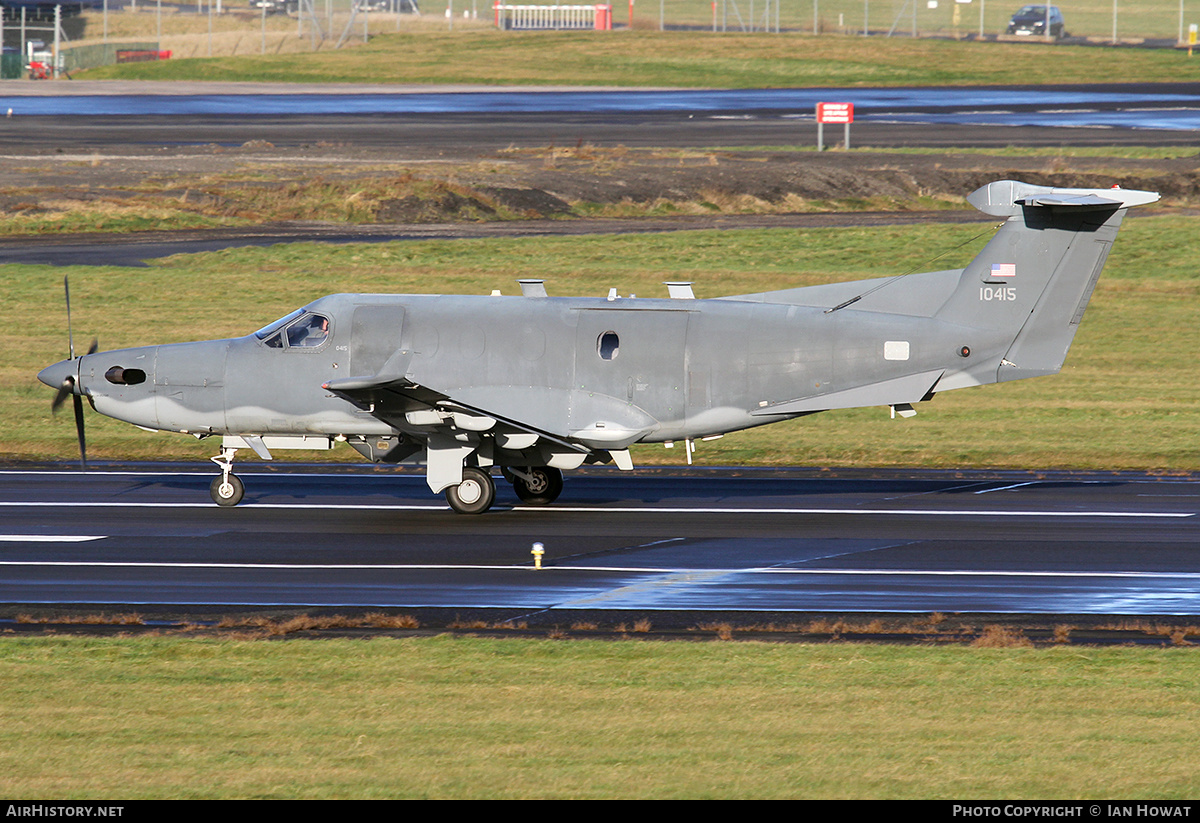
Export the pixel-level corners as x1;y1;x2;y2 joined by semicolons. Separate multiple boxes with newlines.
322;372;651;491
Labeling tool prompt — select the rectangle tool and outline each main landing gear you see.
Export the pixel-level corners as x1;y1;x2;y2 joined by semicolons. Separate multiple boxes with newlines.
444;467;496;515
204;444;567;514
443;466;565;514
506;466;564;506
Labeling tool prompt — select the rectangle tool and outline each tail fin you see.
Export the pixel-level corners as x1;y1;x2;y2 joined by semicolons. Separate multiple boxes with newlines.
936;180;1158;388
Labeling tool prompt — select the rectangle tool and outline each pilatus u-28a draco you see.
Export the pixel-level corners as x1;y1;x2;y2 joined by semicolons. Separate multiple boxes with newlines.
39;180;1158;513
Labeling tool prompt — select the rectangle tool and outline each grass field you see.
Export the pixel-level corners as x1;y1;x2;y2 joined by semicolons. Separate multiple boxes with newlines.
81;27;1197;85
8;215;1199;470
2;635;1199;799
67;0;1199;76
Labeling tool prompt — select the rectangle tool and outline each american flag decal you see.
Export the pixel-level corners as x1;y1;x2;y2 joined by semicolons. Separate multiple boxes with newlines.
991;263;1016;278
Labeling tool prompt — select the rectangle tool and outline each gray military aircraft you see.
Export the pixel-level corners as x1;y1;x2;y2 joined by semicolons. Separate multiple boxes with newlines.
38;180;1158;513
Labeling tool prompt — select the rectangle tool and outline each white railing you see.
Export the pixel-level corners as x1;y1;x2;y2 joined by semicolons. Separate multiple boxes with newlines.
494;3;612;30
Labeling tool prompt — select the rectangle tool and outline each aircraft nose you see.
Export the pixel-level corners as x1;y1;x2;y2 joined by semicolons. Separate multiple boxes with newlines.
38;358;76;390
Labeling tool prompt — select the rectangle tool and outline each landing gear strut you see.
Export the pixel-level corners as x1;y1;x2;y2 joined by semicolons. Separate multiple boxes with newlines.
209;447;245;507
445;466;495;515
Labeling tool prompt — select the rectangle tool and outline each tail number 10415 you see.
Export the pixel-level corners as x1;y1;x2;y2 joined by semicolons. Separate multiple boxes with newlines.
980;286;1018;301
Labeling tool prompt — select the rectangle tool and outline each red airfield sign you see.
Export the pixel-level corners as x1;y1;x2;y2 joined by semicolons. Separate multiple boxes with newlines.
816;102;854;124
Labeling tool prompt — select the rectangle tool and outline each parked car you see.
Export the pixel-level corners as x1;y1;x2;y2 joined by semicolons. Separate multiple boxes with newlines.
354;0;419;10
1007;5;1067;39
250;0;297;14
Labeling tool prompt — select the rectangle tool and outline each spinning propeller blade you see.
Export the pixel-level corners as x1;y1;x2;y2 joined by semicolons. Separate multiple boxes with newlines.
51;276;93;471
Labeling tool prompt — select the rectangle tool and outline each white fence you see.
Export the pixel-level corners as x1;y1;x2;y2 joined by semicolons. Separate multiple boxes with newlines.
493;3;612;29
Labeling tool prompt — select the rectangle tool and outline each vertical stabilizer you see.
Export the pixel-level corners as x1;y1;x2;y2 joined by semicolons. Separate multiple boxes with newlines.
936;180;1157;387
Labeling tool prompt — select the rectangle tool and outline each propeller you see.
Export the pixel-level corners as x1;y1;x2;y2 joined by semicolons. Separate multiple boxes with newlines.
50;276;96;471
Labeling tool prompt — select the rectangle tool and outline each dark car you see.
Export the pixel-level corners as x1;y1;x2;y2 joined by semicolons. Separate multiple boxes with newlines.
1007;5;1066;38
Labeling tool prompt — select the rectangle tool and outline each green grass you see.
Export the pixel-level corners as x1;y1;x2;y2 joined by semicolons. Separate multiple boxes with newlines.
2;635;1199;799
83;29;1198;85
712;145;1200;160
6;214;1198;470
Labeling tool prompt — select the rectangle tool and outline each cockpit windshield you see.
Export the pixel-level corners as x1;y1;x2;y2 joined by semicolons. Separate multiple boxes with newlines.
253;309;331;350
254;309;305;341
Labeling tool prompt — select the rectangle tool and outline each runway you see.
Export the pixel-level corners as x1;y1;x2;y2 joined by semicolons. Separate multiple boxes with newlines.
2;467;1196;616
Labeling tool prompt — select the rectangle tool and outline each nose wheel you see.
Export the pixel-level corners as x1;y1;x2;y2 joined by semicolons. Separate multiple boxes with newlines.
445;467;495;514
209;446;245;507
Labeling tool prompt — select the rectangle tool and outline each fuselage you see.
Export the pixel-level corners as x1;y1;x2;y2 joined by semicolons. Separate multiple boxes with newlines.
39;290;997;445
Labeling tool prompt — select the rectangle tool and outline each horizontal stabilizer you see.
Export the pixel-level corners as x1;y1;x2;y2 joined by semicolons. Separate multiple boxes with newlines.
1017;193;1123;209
968;180;1159;217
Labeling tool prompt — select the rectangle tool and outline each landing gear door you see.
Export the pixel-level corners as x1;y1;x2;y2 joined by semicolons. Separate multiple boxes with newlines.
350;305;406;378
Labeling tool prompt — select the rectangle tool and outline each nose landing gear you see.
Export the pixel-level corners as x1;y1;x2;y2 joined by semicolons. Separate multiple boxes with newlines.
209;447;245;507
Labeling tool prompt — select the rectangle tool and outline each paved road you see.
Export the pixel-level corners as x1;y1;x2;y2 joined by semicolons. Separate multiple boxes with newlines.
0;210;1000;266
3;467;1197;616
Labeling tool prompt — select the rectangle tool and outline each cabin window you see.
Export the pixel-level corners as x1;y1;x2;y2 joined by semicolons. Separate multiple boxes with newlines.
597;331;620;361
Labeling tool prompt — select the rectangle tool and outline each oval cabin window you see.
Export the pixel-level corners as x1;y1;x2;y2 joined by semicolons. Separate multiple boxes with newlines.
597;331;619;361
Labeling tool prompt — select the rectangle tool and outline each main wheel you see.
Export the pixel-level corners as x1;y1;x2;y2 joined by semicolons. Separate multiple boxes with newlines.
445;467;495;514
511;466;563;506
210;473;245;507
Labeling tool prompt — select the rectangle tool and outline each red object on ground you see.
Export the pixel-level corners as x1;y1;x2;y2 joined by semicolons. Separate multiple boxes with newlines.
816;102;854;124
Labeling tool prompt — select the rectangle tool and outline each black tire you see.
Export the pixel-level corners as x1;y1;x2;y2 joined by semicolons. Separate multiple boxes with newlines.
511;466;563;506
445;467;495;514
210;474;245;507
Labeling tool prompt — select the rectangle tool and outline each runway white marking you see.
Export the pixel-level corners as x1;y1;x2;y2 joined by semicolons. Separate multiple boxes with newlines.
973;482;1041;494
1;560;1197;581
0;501;1191;517
520;506;1193;518
0;535;105;543
0;502;447;511
0;499;1190;518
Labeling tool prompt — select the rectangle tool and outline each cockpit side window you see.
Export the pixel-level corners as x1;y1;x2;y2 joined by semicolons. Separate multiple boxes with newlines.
286;313;331;348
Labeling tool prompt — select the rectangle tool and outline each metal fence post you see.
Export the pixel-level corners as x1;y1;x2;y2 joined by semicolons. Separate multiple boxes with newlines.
53;4;60;78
